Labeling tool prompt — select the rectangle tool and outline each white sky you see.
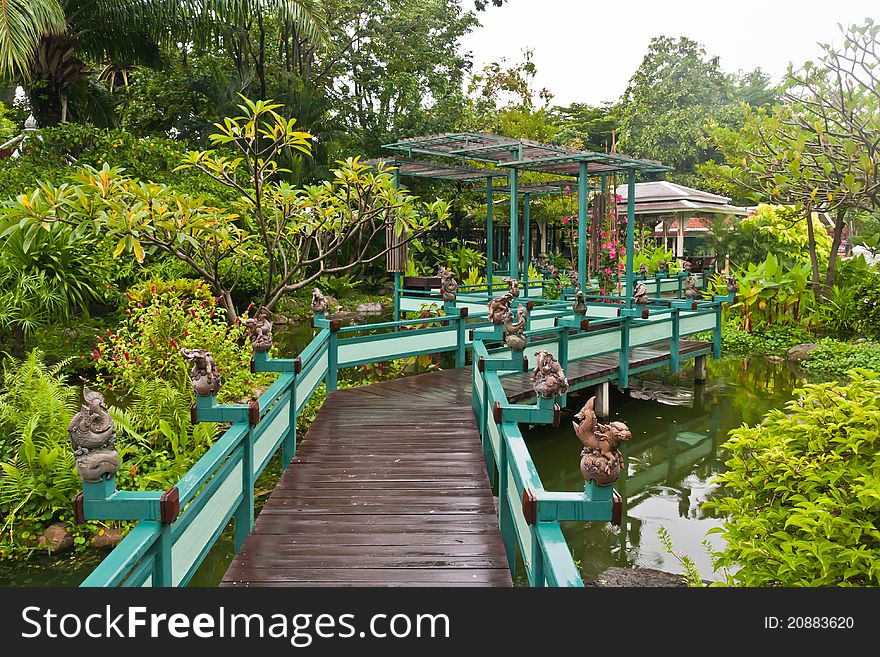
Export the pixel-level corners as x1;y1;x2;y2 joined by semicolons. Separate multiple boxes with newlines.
459;0;880;106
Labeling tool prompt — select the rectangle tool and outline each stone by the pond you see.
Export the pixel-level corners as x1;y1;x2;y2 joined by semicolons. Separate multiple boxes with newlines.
787;343;817;362
355;302;383;313
588;566;691;587
273;314;290;325
37;523;74;553
767;355;784;363
90;527;124;549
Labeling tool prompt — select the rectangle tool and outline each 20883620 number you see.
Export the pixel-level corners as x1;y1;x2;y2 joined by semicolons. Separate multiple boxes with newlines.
787;617;854;629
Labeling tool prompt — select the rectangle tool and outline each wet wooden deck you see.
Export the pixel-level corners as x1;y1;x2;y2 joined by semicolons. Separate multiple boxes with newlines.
221;339;710;587
221;368;512;587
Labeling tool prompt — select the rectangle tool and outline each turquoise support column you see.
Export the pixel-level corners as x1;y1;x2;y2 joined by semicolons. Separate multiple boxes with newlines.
498;432;517;575
626;170;636;308
670;308;681;373
155;525;173;586
234;425;255;551
487;176;494;295
281;376;297;467
618;315;630;390
455;311;466;368
327;326;338;391
578;162;588;290
509;168;519;282
523;192;531;296
713;303;723;359
393;271;401;323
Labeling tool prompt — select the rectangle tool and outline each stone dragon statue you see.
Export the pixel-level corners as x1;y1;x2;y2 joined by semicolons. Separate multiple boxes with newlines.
572;396;631;485
505;277;520;298
503;305;528;352
530;350;569;399
311;287;329;316
633;281;649;305
683;274;700;300
572;289;587;316
245;306;273;353
68;388;119;483
487;292;513;325
439;266;458;302
180;348;222;397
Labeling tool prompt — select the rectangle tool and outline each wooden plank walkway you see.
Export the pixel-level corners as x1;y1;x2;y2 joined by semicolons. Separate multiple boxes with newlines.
221;339;710;587
221;368;513;587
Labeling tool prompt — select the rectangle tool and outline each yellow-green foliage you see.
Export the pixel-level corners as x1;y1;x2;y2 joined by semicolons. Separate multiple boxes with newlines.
705;369;880;585
735;204;832;268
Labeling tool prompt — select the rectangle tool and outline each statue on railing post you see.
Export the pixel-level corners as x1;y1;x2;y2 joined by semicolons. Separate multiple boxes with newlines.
657;260;668;276
568;269;579;290
487;292;513;325
503;305;528;352
505;277;520;299
530;350;569;399
439;266;458;303
68;389;120;483
726;273;738;296
683;274;700;300
572;397;631;485
245;306;273;353
181;348;222;397
639;263;648;279
572;289;587;316
311;287;329;317
633;281;649;305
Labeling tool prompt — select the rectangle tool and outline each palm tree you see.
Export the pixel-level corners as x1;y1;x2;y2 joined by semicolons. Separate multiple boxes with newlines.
0;0;327;126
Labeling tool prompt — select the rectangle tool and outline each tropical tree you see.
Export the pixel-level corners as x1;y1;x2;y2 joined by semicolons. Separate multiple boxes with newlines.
0;0;328;126
701;19;880;296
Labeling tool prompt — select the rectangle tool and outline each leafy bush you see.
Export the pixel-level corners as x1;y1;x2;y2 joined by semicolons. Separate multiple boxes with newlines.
706;370;880;585
801;339;880;376
0;351;82;550
320;274;359;299
93;279;263;403
634;245;682;274
714;325;813;356
726;204;832;270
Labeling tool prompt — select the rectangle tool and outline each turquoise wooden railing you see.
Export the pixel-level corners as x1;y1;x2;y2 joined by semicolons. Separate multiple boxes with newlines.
78;276;728;587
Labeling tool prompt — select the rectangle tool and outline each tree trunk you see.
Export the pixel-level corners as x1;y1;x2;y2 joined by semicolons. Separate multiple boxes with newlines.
822;207;847;296
804;205;821;298
26;35;87;126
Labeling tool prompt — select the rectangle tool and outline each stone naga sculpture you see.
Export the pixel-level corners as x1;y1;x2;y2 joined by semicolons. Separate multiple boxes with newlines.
568;269;579;288
530;350;569;399
657;260;667;273
439;266;458;302
639;263;648;277
311;287;329;316
68;388;119;483
683;274;700;300
181;348;222;397
487;292;513;325
572;396;631;485
245;306;273;353
572;289;587;316
503;305;528;352
505;277;520;298
633;281;649;305
682;260;692;273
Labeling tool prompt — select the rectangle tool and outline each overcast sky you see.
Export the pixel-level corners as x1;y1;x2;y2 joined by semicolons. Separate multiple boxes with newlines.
459;0;880;107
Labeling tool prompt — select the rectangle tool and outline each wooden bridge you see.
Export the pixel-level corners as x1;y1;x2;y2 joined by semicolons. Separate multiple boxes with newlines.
75;278;728;589
222;369;512;587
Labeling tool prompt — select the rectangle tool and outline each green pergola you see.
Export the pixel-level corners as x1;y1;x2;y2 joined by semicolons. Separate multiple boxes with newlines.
375;132;672;311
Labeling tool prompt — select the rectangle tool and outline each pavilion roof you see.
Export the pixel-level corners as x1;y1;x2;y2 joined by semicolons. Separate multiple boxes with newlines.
381;132;671;175
363;157;505;182
616;181;749;215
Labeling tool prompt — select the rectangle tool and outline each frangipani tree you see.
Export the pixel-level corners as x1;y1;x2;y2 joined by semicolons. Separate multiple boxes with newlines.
0;97;449;321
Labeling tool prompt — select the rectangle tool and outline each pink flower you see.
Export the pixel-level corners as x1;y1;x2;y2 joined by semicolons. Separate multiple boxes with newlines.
562;216;570;224
604;267;611;275
609;250;616;259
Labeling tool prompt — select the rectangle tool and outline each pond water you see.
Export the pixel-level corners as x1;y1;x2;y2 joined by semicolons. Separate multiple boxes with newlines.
521;356;809;584
0;350;811;587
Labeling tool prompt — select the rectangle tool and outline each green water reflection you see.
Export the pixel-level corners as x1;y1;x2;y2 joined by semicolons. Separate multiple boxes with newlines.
524;356;810;583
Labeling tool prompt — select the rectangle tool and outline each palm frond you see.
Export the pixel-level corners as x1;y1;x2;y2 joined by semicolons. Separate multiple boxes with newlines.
0;0;65;80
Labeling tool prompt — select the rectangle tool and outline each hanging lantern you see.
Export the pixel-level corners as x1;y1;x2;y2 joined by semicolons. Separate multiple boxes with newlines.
385;223;407;273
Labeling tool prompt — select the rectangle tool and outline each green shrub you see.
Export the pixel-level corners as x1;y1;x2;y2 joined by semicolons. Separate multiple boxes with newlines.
705;369;880;585
801;339;880;376
93;279;263;403
727;204;832;270
715;325;813;356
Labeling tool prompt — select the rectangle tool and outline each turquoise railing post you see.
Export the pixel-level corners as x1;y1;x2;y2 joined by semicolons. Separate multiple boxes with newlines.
618;315;631;389
577;162;588;291
487;176;494;295
234;422;255;552
625;171;636;309
155;524;173;586
323;318;340;391
530;529;545;587
713;302;723;359
670;308;681;373
558;326;569;373
455;309;467;369
393;271;401;324
497;427;517;575
283;371;297;467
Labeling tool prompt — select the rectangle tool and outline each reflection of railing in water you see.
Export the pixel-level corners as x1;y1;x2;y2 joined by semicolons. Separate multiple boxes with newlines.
76;276;729;588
